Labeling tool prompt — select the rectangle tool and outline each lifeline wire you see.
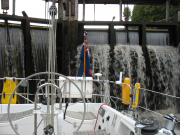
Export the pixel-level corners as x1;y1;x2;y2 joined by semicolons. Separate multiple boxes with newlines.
124;83;180;100
136;105;163;116
92;94;164;117
139;87;180;99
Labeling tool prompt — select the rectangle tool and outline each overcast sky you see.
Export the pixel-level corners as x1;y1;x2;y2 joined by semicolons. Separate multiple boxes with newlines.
0;0;134;27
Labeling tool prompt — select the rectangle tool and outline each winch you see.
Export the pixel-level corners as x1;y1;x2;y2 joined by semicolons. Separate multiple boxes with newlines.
135;114;180;135
157;114;180;135
135;119;159;135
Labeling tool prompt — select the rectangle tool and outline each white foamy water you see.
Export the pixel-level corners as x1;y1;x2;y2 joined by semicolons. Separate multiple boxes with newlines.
114;44;146;87
31;29;49;72
147;45;180;110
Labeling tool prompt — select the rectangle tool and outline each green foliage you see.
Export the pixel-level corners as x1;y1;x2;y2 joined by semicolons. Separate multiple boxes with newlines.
131;5;176;22
123;7;131;21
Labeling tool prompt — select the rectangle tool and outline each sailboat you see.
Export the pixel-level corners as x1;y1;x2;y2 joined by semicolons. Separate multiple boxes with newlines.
0;1;180;135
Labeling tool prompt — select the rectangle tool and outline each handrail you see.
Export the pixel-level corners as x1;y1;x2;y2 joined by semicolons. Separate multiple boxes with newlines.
0;78;180;99
0;77;178;99
2;91;165;117
1;77;178;119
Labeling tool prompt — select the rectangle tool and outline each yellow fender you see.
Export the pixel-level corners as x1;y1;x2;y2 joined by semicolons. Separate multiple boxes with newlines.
122;77;130;104
1;77;17;104
132;83;141;108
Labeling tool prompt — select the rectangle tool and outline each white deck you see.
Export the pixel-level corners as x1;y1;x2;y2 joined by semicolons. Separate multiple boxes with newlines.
0;103;135;135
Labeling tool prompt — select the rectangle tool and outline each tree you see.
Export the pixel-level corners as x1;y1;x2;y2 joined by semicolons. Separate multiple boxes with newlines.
131;5;176;22
123;7;131;21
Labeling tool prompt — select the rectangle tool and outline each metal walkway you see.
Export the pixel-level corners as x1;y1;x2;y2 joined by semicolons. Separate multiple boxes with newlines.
0;109;96;123
65;110;96;120
73;130;108;135
0;108;34;123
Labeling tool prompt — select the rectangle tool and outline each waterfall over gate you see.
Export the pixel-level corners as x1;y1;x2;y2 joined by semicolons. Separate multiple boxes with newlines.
0;27;24;78
0;26;179;116
0;27;24;102
0;27;8;77
76;43;180;112
0;27;8;94
31;29;49;73
9;28;25;78
114;44;146;87
147;45;180;110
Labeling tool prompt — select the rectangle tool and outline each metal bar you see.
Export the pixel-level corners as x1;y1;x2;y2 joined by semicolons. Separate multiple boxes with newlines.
69;80;71;103
126;25;129;44
12;0;15;15
119;0;122;21
78;1;171;5
0;78;62;81
81;78;84;100
26;80;29;104
34;95;37;135
78;21;178;26
0;93;58;95
129;86;132;108
94;0;95;21
83;40;86;74
84;78;86;99
17;93;40;106
83;0;85;21
100;83;102;103
63;81;66;103
109;23;115;50
166;0;170;22
59;90;62;110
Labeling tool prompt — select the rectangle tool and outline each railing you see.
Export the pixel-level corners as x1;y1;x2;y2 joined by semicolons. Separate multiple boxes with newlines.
1;77;180;118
